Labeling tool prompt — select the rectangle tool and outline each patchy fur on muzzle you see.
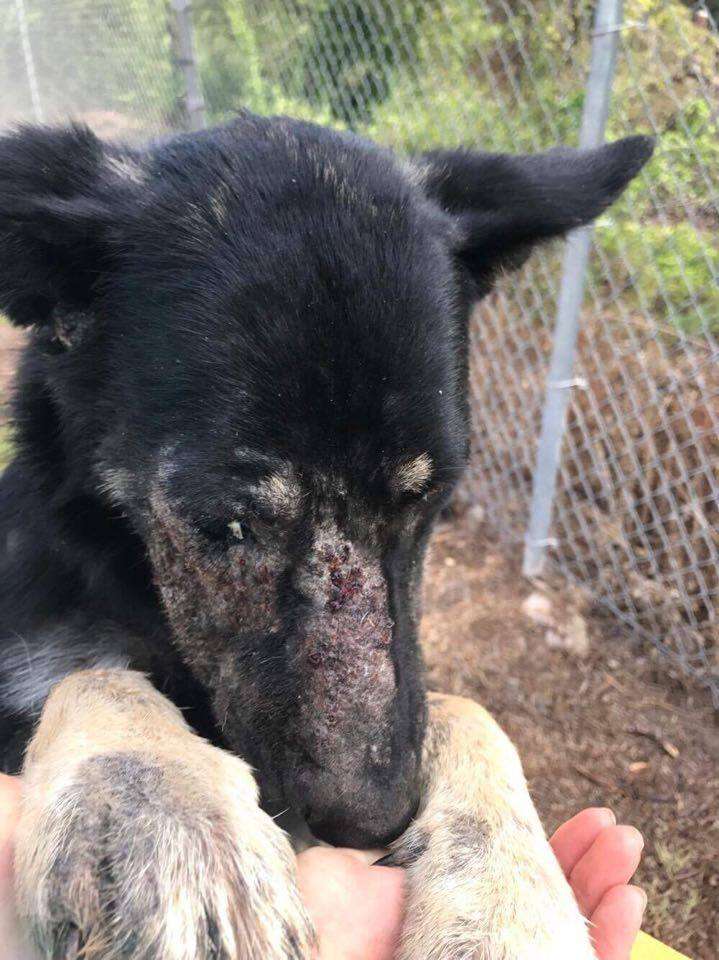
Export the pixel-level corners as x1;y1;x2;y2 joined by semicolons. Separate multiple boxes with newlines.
146;493;421;848
288;520;420;845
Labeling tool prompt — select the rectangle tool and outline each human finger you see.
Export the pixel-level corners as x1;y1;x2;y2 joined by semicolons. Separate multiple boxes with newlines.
569;825;644;918
550;808;616;877
589;884;646;960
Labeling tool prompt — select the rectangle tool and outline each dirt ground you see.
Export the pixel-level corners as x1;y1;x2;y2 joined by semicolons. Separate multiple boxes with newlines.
421;509;718;959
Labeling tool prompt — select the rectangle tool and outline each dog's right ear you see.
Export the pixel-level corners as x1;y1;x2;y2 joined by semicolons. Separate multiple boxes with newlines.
0;124;136;329
421;136;654;296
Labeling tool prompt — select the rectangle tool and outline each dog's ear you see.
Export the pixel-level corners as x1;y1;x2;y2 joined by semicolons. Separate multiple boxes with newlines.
0;124;133;329
422;135;654;295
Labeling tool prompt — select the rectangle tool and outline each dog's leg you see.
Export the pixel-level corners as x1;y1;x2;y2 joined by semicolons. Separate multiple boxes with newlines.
382;692;595;960
14;668;315;960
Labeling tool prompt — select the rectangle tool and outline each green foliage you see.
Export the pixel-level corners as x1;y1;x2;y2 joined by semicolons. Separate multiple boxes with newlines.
366;0;595;152
295;1;429;125
597;217;719;334
192;0;268;121
645;99;719;219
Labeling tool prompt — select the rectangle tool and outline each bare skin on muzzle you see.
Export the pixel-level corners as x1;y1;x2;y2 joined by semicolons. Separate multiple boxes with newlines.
291;521;419;843
147;493;418;844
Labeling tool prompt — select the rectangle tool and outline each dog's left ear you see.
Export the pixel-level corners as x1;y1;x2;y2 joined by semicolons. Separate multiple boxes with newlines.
422;135;654;295
0;124;136;332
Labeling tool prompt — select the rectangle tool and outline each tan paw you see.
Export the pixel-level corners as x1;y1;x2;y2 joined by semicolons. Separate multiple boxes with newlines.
382;808;595;960
15;747;314;960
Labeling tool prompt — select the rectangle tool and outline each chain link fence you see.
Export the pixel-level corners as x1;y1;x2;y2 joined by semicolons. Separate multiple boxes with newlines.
1;0;718;703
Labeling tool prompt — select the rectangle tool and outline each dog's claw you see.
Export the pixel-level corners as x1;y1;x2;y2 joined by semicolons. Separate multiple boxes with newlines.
51;923;82;960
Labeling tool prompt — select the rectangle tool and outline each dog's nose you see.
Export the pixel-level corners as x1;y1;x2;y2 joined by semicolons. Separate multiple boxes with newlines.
301;771;419;848
288;743;421;848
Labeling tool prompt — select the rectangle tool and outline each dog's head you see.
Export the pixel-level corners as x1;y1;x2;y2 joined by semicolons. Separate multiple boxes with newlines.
0;115;652;845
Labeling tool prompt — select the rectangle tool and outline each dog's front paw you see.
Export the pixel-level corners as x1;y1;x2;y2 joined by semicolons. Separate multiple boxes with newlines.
382;807;595;960
15;746;314;960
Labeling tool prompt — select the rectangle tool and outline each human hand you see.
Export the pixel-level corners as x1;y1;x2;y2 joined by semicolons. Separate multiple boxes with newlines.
0;773;33;960
296;806;646;960
550;807;646;960
296;847;404;960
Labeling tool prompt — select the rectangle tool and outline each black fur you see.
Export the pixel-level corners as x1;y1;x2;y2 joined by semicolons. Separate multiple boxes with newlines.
0;112;652;844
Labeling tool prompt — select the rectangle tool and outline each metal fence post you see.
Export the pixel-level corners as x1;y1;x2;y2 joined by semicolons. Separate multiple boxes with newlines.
170;0;207;131
522;0;624;577
15;0;43;123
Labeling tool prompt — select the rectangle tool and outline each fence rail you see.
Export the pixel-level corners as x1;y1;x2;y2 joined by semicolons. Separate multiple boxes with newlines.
1;0;717;703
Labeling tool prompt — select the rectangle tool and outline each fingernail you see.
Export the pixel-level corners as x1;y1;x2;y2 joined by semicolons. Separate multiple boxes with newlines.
620;825;645;850
632;886;648;911
600;807;617;825
632;827;645;850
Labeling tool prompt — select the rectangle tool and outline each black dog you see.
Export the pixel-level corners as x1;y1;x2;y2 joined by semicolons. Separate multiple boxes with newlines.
0;114;651;959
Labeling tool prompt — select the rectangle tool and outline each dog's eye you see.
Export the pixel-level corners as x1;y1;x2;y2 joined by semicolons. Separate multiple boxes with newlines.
401;482;451;509
198;516;255;548
228;520;244;541
226;518;256;546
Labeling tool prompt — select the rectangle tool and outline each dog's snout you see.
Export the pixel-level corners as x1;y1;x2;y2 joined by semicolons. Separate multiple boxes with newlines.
291;750;421;848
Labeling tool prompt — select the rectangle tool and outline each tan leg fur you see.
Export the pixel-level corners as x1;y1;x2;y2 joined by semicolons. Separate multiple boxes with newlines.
382;693;596;960
14;669;315;960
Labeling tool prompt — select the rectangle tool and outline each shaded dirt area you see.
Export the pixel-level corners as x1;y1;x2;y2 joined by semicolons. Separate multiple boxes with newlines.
420;510;718;959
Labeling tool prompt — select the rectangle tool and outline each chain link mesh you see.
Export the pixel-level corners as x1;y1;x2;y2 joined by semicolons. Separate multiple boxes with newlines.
1;0;179;137
1;0;717;702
